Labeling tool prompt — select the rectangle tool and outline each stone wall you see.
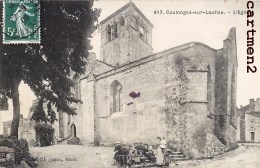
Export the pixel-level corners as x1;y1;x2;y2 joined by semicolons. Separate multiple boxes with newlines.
20;119;36;143
162;43;217;158
77;26;238;159
214;28;237;145
236;111;241;141
237;99;260;143
95;53;167;144
78;42;234;158
245;114;260;142
205;133;227;157
0;138;17;167
78;78;95;145
3;119;36;143
3;121;11;137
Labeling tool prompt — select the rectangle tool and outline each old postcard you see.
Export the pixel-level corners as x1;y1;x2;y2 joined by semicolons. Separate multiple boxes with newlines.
0;0;260;167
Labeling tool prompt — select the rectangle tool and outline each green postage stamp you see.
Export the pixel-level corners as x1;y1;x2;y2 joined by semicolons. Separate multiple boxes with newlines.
3;0;40;44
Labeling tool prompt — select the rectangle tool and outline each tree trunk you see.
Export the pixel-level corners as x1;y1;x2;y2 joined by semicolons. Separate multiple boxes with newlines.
10;79;21;138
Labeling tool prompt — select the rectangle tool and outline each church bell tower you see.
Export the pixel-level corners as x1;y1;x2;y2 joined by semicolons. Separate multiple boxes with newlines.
99;2;153;67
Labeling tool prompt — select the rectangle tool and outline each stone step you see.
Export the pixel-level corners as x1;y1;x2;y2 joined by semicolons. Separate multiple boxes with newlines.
171;151;182;155
57;140;67;144
67;137;80;145
168;154;185;158
167;151;187;162
169;157;189;161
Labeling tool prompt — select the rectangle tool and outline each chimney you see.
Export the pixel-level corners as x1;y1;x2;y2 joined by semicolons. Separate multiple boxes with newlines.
250;98;254;105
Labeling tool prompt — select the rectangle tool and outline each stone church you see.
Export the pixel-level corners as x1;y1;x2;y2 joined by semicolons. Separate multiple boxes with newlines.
59;2;238;158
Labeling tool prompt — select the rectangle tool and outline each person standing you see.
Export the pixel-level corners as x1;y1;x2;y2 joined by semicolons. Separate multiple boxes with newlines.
156;145;164;165
113;141;122;164
160;137;167;153
156;137;164;165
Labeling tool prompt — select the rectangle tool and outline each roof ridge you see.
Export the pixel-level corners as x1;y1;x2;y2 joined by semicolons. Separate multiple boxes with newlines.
97;60;115;68
100;1;153;27
93;41;219;78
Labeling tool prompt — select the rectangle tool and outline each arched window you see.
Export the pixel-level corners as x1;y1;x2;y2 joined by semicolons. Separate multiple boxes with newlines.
140;25;144;38
144;30;148;42
119;16;124;26
207;65;212;115
139;23;147;42
132;16;138;30
113;22;118;39
107;24;111;42
146;31;151;45
111;81;123;113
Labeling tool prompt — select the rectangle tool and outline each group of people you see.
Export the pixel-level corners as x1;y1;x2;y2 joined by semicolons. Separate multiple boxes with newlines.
113;136;168;166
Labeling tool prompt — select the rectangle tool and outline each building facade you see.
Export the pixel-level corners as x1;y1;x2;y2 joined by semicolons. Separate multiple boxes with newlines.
64;2;238;158
237;98;260;143
3;114;36;144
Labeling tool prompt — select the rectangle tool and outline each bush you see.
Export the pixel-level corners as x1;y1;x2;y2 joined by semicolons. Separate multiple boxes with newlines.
34;123;54;147
16;139;30;163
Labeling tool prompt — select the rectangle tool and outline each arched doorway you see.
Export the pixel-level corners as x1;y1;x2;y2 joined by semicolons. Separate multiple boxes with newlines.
71;124;76;137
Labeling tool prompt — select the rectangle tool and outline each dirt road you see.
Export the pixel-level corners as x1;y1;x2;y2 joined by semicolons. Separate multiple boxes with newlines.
29;143;260;168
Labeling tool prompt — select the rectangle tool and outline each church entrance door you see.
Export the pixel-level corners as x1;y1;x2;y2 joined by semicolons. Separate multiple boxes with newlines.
71;124;77;137
251;132;255;142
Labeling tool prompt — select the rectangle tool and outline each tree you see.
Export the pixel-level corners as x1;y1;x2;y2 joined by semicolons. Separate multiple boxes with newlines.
0;1;100;138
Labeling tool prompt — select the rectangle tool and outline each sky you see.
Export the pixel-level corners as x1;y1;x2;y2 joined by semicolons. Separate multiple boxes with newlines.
1;0;260;134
